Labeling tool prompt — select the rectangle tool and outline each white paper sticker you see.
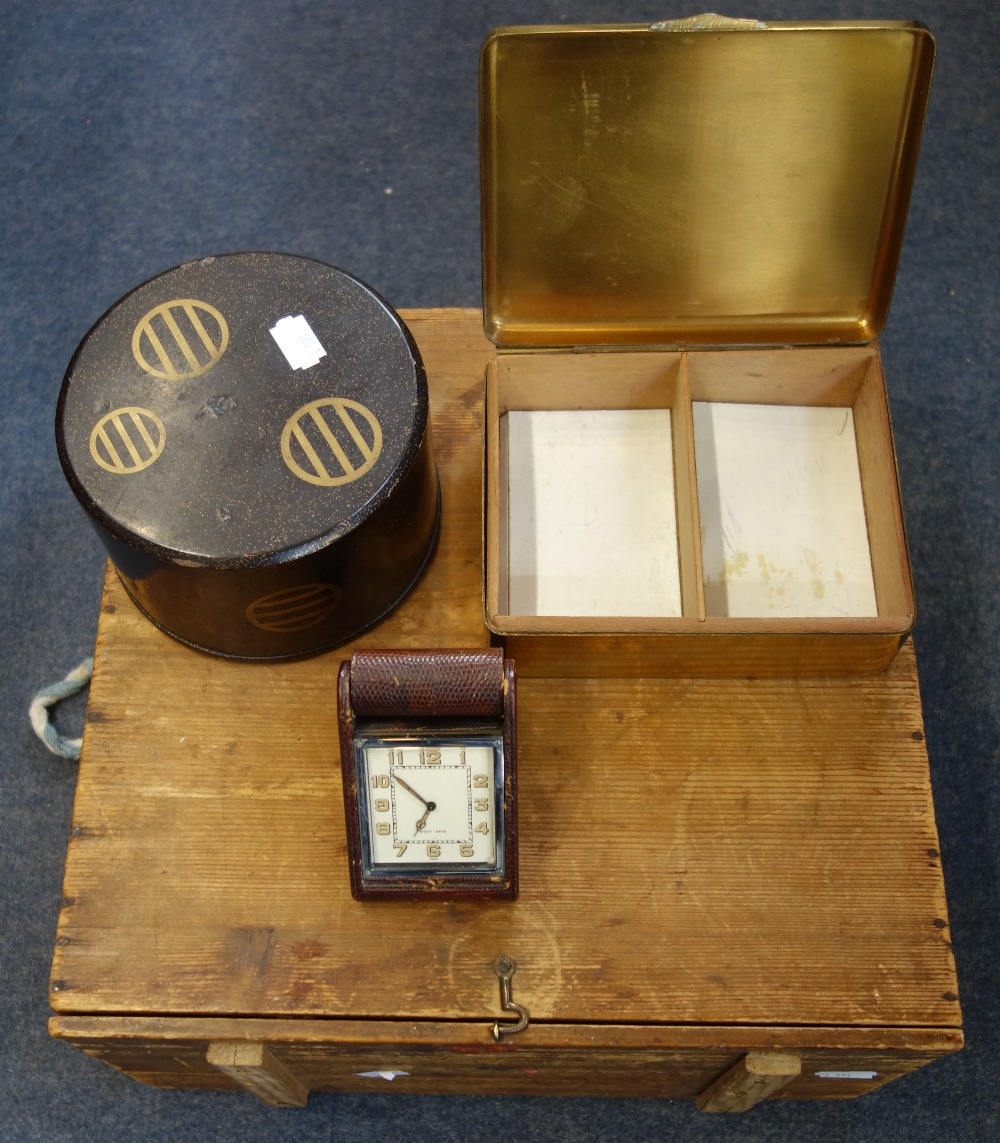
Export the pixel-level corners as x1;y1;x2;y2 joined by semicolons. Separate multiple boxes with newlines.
816;1071;878;1080
270;314;327;370
354;1070;409;1082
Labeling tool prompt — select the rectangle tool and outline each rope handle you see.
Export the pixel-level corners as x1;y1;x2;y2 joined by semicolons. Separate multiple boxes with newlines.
29;658;93;761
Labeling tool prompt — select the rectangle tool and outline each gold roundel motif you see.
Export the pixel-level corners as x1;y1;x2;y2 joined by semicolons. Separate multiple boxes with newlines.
89;407;166;474
246;583;342;633
132;298;229;379
281;398;383;487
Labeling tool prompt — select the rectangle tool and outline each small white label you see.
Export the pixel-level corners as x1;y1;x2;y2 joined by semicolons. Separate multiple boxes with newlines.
354;1070;409;1082
270;314;327;370
816;1071;878;1080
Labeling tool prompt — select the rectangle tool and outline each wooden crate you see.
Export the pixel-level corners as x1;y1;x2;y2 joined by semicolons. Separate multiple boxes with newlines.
49;309;961;1111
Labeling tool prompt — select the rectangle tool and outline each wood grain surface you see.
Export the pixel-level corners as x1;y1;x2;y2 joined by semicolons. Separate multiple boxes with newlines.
205;1041;308;1106
50;310;960;1082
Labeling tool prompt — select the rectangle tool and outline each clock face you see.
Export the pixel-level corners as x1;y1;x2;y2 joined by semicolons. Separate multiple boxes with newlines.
355;736;505;881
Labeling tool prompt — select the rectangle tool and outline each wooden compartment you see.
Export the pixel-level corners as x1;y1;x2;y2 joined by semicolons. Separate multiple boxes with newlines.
485;344;914;677
490;351;692;623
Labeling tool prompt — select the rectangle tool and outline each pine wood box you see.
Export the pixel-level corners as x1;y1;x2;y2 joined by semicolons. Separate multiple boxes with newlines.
481;20;935;677
49;312;962;1110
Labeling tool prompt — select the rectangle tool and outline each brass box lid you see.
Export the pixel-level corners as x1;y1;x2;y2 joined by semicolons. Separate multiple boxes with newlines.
480;19;935;348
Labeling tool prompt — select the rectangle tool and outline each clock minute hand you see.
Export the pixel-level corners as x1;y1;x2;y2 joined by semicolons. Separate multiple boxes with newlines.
392;773;432;808
391;773;437;832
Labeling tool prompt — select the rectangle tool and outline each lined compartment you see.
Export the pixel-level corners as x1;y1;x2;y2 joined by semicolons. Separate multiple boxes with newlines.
686;346;909;623
693;402;877;618
487;352;695;622
504;408;681;617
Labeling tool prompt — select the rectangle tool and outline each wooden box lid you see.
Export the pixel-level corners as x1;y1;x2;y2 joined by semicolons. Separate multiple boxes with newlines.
50;313;959;1034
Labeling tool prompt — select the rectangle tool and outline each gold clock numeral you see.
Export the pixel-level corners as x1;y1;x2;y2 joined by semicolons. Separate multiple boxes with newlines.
474;798;489;812
394;844;407;857
371;774;390;789
376;823;391;836
388;749;404;766
473;774;489;788
426;844;441;859
374;798;389;812
460;844;475;857
475;822;490;835
421;749;441;765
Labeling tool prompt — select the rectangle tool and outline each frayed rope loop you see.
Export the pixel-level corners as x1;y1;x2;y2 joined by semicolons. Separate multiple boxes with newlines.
29;658;93;761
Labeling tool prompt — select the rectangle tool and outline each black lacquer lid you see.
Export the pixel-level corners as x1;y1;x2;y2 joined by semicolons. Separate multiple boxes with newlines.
57;252;427;569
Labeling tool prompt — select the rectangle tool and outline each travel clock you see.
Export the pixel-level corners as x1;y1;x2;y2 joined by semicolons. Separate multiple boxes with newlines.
338;650;517;900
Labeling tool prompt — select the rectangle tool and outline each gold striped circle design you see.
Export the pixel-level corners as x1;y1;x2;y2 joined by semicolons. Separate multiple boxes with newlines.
280;397;383;487
246;583;342;633
89;407;166;474
132;298;229;379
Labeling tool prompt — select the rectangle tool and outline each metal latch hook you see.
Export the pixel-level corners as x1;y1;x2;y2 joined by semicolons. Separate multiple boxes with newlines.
491;956;530;1041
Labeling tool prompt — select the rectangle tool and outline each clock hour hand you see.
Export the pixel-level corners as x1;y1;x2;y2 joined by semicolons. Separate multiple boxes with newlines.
391;773;436;833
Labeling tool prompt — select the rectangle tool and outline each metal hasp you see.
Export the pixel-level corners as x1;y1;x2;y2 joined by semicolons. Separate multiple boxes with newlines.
491;956;529;1041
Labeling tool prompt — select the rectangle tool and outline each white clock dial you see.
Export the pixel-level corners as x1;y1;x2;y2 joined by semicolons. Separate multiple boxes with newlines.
363;743;497;866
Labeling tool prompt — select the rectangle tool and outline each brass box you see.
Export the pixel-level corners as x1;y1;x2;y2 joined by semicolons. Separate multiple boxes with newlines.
481;19;935;677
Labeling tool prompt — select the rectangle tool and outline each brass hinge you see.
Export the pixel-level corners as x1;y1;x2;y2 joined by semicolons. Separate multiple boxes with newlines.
650;14;766;33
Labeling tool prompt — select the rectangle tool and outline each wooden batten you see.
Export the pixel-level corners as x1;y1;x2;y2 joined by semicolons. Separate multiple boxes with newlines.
206;1042;308;1107
696;1051;803;1113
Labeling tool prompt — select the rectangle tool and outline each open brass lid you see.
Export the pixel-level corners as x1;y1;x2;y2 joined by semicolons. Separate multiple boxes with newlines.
481;19;935;348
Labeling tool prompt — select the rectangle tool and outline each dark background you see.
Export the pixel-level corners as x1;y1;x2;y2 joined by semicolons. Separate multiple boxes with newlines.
2;3;996;1140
